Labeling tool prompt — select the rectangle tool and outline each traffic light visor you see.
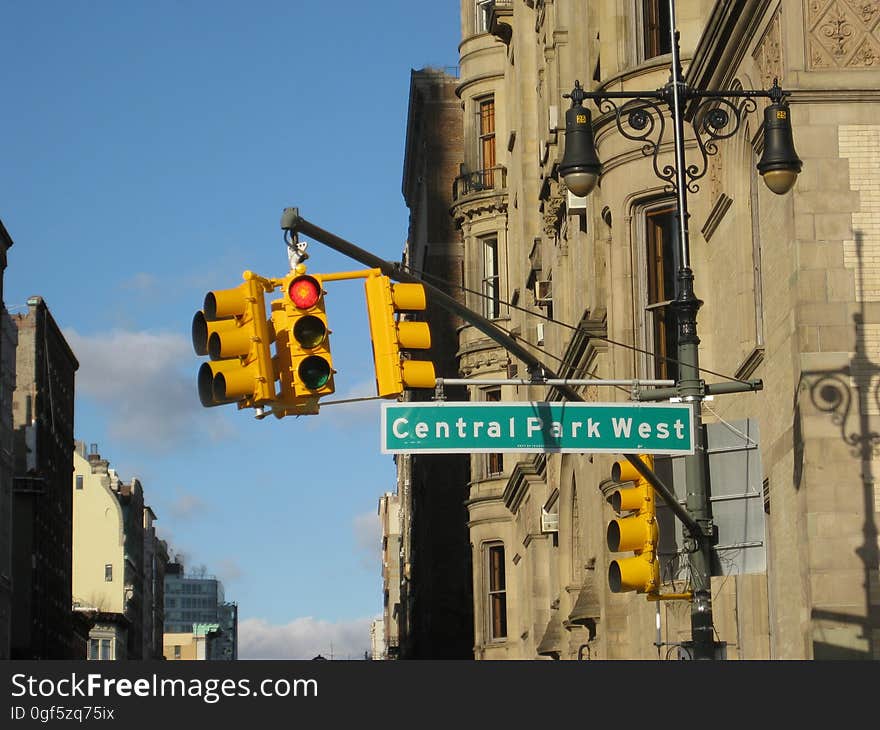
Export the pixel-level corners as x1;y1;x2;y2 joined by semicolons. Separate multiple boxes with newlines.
609;555;657;594
208;325;253;360
610;485;650;513
390;283;427;311
612;459;648;483
397;321;431;350
192;311;238;357
198;360;243;407
607;514;656;553
401;359;436;389
204;284;248;320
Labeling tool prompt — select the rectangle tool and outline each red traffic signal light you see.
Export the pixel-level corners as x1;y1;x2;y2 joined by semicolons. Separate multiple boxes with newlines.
279;272;335;396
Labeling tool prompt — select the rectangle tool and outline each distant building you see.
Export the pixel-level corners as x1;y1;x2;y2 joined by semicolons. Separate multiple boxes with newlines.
370;617;385;660
0;219;14;659
10;296;80;659
393;67;474;659
72;442;163;660
377;492;399;658
163;627;221;661
142;508;169;660
163;560;237;660
214;601;238;660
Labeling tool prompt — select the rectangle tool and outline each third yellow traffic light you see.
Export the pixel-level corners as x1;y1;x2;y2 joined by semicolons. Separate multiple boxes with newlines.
607;454;660;595
364;274;436;398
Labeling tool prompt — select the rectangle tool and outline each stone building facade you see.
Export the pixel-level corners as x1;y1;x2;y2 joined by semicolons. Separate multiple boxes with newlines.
72;442;167;660
0;220;14;659
393;67;474;658
441;0;880;659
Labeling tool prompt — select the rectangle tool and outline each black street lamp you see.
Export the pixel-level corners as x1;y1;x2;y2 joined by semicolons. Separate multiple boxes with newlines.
559;0;801;660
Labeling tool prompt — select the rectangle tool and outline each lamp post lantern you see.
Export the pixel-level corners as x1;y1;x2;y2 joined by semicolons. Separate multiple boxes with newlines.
560;0;801;660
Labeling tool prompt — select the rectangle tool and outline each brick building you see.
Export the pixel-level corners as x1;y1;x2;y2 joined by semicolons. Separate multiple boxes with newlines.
10;296;81;658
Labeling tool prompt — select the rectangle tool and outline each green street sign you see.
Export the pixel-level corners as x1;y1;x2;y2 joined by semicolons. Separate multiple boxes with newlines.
381;401;694;455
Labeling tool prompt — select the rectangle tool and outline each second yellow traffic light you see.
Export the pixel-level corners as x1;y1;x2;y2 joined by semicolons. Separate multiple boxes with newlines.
364;274;435;398
607;454;660;595
275;270;335;403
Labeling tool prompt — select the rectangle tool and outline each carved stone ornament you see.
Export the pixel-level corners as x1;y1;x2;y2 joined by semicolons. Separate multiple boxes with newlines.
754;10;783;88
806;0;880;69
543;180;566;237
452;198;508;230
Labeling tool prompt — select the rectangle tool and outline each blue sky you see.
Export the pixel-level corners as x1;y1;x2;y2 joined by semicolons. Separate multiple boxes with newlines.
1;1;460;659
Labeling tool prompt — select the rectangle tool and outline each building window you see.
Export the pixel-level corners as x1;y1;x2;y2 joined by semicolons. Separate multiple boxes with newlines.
643;203;680;381
104;564;113;582
643;0;671;59
481;235;500;319
478;96;496;187
88;639;98;660
75;475;83;490
485;388;503;476
475;0;493;34
487;543;507;641
174;644;181;659
100;639;112;660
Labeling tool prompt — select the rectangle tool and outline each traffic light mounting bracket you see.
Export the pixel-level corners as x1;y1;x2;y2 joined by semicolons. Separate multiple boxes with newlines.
279;208;713;545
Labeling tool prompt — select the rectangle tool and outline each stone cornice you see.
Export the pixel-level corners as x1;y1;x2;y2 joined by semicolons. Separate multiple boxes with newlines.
502;454;547;514
451;195;509;228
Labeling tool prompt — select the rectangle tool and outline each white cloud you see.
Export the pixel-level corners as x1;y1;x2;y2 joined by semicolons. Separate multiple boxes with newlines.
121;272;159;292
64;328;233;450
312;379;384;430
238;616;375;660
167;493;209;521
215;557;243;585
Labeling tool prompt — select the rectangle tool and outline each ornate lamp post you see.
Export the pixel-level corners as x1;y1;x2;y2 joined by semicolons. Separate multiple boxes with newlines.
558;0;801;660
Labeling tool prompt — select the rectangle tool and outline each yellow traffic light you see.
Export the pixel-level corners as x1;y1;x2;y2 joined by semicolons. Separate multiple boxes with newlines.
364;274;435;398
607;454;660;595
275;271;335;402
192;272;276;409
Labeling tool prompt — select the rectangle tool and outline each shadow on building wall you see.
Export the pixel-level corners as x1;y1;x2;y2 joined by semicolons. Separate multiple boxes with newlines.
796;230;879;660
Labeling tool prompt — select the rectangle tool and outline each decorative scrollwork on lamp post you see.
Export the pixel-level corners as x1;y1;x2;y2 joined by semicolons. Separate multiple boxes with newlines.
560;78;800;198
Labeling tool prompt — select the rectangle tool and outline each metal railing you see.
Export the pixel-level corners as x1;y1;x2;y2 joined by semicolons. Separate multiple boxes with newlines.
452;165;506;201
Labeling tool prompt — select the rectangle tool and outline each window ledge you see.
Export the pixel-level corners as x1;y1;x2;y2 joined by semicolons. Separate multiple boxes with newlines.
735;346;764;380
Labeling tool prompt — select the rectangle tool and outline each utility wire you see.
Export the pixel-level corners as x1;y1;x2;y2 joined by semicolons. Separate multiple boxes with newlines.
406;264;755;386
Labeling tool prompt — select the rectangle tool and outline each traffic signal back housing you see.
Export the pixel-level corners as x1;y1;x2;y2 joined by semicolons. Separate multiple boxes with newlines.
607;455;659;595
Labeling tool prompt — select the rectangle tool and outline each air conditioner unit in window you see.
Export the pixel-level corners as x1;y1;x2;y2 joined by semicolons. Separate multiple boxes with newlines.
567;189;588;211
536;322;545;346
541;510;559;533
535;279;552;304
